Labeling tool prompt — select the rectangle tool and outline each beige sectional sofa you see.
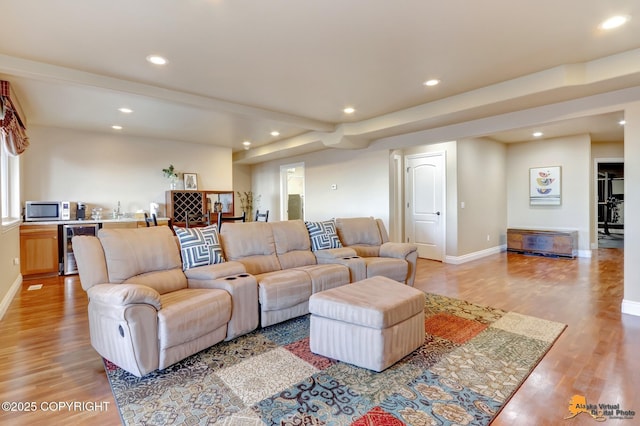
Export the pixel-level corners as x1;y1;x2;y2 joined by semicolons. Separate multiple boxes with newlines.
72;216;417;377
72;226;258;377
221;220;352;327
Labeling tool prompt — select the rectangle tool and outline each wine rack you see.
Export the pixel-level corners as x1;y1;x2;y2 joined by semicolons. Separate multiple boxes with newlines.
167;191;204;223
166;190;234;226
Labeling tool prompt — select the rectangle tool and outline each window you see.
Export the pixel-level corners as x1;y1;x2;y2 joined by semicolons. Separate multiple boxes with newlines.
1;132;21;227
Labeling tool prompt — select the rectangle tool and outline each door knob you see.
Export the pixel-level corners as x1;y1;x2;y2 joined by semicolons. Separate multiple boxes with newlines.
436;211;441;216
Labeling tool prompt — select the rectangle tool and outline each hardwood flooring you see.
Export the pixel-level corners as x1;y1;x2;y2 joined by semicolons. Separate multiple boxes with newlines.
0;248;638;425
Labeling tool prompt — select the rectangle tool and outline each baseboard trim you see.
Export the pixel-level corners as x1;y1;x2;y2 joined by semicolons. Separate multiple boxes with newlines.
0;274;22;321
578;249;592;258
444;245;506;265
622;299;640;317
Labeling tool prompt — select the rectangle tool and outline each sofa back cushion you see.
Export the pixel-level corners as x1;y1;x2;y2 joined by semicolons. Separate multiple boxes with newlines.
335;217;385;257
98;226;186;294
220;222;281;275
72;235;109;291
271;220;317;269
335;217;384;245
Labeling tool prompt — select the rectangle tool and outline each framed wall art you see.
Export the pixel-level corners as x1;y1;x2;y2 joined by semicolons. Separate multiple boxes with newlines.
530;166;561;205
183;173;198;190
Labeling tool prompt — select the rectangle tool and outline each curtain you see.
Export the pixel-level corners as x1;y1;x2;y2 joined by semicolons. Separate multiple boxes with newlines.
0;80;30;156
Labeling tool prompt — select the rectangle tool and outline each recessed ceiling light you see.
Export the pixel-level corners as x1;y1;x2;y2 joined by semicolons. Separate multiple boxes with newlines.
242;141;251;146
270;131;280;137
423;79;440;87
619;119;626;125
118;107;133;114
600;15;630;30
343;107;355;114
112;125;123;130
146;55;168;65
532;131;543;137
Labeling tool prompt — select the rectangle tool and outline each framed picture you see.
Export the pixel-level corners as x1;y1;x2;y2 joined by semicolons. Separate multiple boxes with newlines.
530;166;561;205
183;173;198;190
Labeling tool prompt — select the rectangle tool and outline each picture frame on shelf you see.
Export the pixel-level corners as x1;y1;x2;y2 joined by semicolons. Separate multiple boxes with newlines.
183;173;198;190
530;166;561;205
219;193;233;213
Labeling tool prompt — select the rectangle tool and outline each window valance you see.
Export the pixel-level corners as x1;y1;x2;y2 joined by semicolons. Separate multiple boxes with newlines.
0;80;30;156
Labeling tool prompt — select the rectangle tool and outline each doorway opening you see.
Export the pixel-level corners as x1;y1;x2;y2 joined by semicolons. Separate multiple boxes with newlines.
280;163;305;221
596;160;624;248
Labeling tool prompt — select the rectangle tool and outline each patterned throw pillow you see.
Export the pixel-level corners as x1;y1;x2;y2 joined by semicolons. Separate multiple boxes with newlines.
174;225;225;270
305;220;343;251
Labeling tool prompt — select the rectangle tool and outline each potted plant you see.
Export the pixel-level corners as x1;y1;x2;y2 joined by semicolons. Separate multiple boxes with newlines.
162;164;180;189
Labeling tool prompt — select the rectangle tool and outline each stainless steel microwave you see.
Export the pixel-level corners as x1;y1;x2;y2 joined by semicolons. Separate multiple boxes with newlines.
24;201;72;222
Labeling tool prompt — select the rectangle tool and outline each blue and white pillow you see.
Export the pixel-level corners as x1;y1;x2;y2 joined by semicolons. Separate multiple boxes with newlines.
305;220;342;251
174;225;225;270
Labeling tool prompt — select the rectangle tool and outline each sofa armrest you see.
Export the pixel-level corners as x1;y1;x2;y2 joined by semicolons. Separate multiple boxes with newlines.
380;242;418;259
87;283;162;310
313;247;358;262
314;247;366;282
188;273;259;340
183;261;246;281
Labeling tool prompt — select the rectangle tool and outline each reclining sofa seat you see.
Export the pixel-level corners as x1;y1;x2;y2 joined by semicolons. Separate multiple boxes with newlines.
335;217;418;286
220;220;351;327
72;226;251;377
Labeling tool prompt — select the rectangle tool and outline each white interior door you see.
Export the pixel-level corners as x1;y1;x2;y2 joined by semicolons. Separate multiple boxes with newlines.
405;153;445;260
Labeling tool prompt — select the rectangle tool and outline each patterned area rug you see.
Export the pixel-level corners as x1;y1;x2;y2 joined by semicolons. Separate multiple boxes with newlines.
105;293;566;425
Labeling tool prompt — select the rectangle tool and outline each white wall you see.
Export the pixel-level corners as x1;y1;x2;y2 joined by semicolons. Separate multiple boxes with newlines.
457;138;507;255
623;102;640;313
0;225;20;319
252;147;391;225
23;126;233;216
506;134;591;253
232;163;252;216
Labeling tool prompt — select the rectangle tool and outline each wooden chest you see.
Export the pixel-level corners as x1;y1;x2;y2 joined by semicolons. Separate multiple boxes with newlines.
507;228;578;258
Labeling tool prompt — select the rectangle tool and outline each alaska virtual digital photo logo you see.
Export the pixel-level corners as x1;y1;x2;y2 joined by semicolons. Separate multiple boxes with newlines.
565;395;636;422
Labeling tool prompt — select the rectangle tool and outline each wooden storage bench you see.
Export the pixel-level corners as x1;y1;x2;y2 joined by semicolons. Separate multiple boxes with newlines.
507;228;578;258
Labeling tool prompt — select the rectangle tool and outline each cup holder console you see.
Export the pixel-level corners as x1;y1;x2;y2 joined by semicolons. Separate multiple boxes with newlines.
225;273;251;281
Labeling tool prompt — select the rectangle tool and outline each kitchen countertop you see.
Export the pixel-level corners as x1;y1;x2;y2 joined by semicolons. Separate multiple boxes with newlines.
21;217;170;226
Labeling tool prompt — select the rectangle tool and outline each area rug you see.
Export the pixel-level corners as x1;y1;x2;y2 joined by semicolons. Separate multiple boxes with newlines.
104;293;566;425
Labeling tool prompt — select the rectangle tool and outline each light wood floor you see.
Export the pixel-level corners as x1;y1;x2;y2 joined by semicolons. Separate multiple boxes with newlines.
1;248;638;425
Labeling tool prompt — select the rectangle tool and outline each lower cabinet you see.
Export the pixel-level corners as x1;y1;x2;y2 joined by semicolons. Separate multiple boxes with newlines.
20;225;60;277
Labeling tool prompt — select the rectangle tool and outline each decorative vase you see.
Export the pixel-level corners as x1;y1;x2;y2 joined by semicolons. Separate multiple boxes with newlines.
169;176;178;190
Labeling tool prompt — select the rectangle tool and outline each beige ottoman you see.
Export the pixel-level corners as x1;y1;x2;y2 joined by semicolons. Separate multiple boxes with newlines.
308;276;425;372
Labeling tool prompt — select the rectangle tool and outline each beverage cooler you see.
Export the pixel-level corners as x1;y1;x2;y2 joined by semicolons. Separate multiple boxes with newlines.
60;223;100;275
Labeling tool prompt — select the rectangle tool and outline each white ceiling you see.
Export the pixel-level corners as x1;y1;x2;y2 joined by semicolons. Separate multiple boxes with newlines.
1;1;638;164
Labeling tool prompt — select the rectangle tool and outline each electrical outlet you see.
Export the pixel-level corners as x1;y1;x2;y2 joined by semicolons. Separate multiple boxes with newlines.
13;257;19;266
486;234;491;241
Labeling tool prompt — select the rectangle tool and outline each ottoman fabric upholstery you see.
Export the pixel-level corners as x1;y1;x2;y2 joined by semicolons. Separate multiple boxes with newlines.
309;276;425;372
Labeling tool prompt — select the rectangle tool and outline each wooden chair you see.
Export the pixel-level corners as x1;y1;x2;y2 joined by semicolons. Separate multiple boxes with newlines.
217;211;246;231
255;210;269;222
144;213;158;227
186;211;211;228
